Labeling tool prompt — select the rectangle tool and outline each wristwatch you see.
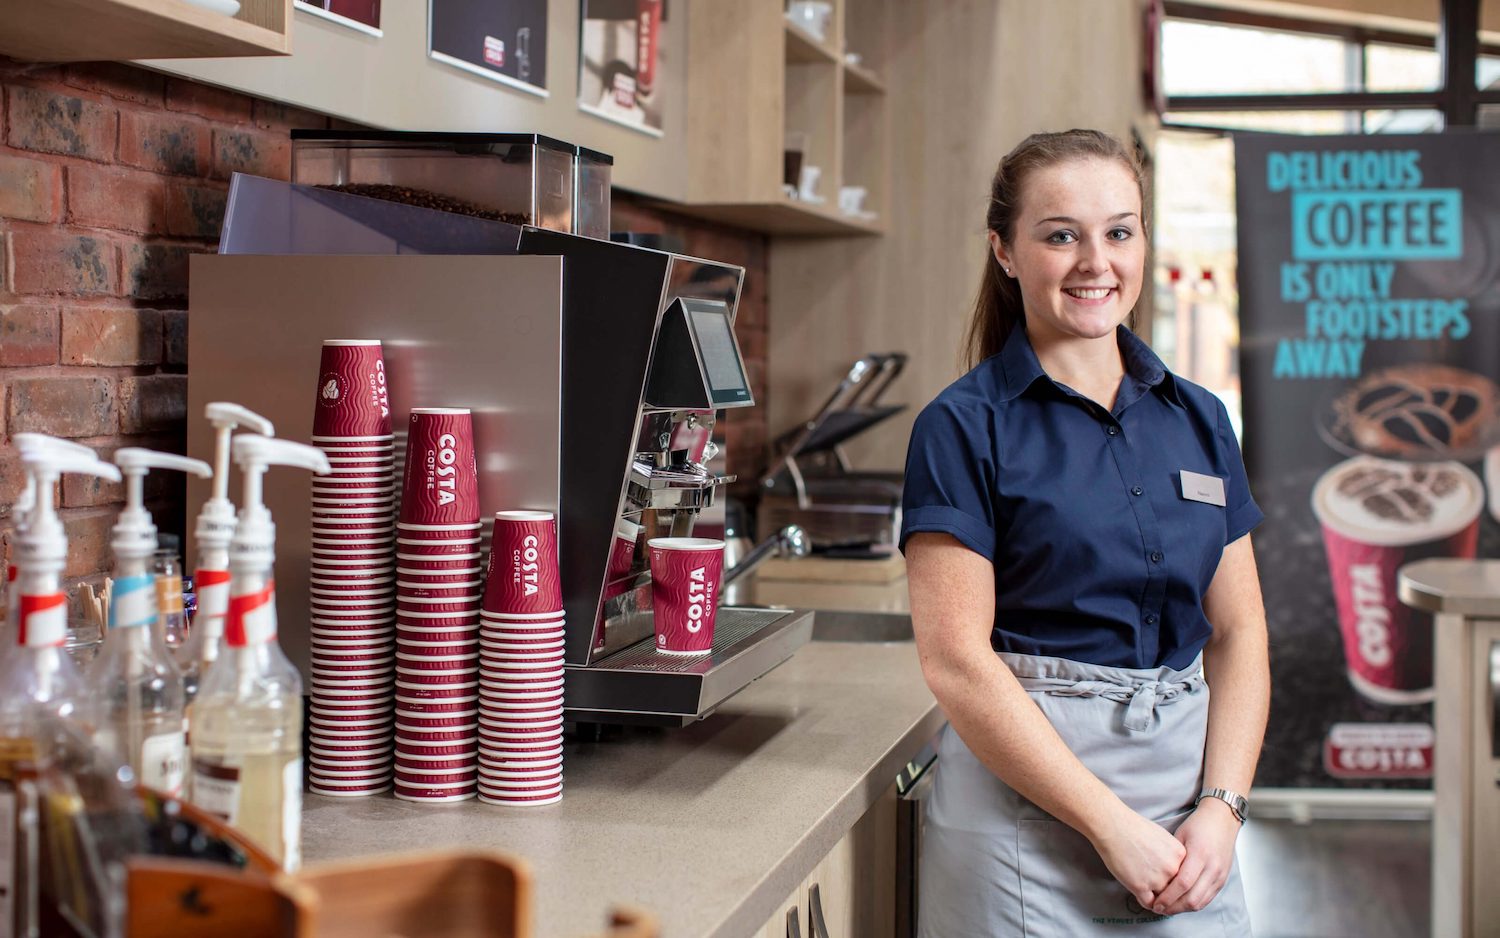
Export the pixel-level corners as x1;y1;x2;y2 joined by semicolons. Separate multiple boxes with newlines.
1196;787;1249;824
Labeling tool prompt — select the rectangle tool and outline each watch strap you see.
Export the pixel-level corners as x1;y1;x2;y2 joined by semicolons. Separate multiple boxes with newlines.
1197;787;1249;823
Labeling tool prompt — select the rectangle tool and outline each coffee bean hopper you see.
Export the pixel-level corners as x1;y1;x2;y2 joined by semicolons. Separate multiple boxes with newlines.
189;171;813;728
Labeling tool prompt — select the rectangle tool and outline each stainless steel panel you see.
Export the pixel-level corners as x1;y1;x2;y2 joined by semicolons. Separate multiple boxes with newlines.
186;254;565;675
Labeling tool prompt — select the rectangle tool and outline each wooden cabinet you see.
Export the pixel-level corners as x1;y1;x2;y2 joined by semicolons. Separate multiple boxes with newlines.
678;0;891;237
0;0;291;62
758;782;898;938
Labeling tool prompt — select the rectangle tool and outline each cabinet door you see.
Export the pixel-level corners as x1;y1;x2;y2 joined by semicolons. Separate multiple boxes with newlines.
807;782;898;938
760;880;805;938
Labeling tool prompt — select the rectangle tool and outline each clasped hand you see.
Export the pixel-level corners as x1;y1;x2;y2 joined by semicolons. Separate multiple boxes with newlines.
1091;799;1240;917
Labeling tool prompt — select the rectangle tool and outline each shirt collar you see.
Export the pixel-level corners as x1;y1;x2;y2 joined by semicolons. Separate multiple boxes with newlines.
994;323;1183;407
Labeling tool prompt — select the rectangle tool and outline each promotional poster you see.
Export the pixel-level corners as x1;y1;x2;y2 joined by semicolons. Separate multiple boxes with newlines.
578;0;667;136
1235;131;1500;789
429;0;549;96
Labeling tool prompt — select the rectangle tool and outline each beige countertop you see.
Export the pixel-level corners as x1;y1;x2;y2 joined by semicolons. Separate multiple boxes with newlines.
302;633;940;937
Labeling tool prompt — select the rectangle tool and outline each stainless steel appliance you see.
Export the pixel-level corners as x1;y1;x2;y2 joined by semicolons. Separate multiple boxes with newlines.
895;738;939;938
759;353;908;552
1398;560;1500;938
190;174;812;727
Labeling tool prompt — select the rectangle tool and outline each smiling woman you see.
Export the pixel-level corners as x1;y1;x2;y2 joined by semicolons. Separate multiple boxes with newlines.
904;129;1270;937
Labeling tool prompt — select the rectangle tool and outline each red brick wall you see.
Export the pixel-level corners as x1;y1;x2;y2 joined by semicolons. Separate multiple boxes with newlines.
0;57;771;594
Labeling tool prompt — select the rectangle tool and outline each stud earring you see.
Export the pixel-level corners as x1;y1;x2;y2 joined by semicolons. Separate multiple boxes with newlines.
1003;267;1012;276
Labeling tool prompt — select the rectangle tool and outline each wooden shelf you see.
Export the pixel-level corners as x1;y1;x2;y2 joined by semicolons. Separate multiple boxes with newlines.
843;61;887;95
784;19;839;64
0;0;290;62
650;197;884;237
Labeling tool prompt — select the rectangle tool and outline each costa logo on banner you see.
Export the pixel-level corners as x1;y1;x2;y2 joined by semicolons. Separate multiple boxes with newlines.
1323;723;1433;779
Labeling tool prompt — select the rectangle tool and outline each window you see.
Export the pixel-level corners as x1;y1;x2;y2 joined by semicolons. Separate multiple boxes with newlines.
1162;21;1353;95
1365;42;1440;91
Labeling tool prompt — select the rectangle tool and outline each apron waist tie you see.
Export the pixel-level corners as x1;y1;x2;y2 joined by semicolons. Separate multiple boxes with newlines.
1015;672;1206;733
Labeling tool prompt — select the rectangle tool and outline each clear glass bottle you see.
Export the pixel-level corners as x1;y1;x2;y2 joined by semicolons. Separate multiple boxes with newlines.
154;539;188;660
90;449;210;799
189;435;323;872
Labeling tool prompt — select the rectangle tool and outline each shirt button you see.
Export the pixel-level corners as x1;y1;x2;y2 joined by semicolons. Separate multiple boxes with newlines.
1150;550;1164;563
1144;613;1158;625
1131;485;1144;496
1106;426;1119;436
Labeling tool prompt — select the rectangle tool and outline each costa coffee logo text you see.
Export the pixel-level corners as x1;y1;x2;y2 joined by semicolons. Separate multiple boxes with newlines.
512;534;541;597
1349;564;1392;667
685;566;714;633
426;433;460;506
369;362;390;420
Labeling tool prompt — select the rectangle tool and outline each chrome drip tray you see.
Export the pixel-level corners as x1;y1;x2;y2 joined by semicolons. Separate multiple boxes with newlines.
563;606;814;726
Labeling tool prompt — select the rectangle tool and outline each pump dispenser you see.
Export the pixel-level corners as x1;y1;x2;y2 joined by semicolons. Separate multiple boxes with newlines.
3;435;96;644
90;449;211;797
0;448;121;938
180;403;274;702
191;436;328;872
1;449;122;722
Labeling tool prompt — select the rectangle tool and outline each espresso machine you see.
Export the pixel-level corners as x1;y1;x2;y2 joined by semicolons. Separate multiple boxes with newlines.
188;169;812;727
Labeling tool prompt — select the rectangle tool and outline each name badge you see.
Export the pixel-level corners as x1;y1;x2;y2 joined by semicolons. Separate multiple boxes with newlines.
1180;470;1227;506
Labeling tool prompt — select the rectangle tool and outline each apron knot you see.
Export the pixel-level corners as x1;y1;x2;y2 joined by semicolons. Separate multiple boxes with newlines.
1123;680;1163;732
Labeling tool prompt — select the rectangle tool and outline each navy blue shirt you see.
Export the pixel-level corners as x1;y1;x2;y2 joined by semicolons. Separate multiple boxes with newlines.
899;324;1263;671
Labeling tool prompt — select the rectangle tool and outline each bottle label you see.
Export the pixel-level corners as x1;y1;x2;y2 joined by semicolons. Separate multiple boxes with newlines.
226;580;277;647
0;784;14;931
191;759;241;823
140;731;187;797
17;593;67;648
282;758;303;872
111;573;157;629
156;575;184;615
195;569;232;620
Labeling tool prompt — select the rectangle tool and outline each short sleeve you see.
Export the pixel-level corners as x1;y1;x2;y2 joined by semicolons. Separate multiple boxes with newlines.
1215;397;1264;545
899;399;997;560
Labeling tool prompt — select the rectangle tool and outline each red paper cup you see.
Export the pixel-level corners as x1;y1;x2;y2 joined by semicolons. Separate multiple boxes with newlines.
396;694;478;712
310;694;393;711
395;709;478;727
482;510;563;616
479;749;563;766
1311;456;1482;704
398;567;484;583
396;678;478;694
480;609;566;623
398;552;483;568
648;537;724;656
477;790;561;806
398;408;479;526
310;705;391;721
310;783;393;798
396;629;480;646
398;522;482;533
313;339;392;437
393;787;475;803
395;736;478;757
397;596;482;613
395;756;475;772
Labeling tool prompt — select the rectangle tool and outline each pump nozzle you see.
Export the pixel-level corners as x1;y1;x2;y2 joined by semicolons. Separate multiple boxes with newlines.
11;434;97;526
204;403;275;504
111;449;213;564
16;451;121;571
195;403;275;557
231;436;330;517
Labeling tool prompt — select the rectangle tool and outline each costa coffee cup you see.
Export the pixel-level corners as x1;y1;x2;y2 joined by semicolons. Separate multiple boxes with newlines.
398;566;484;583
480;608;566;622
393;788;475;803
477;790;561;806
396;694;478;712
395;756;475;772
482;511;563;616
398;408;480;526
479;749;563;766
398;521;482;533
1312;455;1483;704
398;552;484;568
395;737;478;757
648;537;724;656
310;783;392;798
312;339;392;437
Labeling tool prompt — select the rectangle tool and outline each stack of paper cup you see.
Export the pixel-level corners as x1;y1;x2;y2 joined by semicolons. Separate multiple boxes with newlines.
394;408;483;803
307;339;397;797
477;510;565;806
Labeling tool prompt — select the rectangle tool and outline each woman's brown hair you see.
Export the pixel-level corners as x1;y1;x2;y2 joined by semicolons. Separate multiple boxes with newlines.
963;129;1148;370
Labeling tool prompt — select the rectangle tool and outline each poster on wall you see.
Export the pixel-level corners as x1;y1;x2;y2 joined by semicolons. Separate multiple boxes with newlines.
294;0;382;36
578;0;667;137
1235;132;1500;790
429;0;549;97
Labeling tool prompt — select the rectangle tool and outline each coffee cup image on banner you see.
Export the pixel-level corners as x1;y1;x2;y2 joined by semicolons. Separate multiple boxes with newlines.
1317;362;1500;463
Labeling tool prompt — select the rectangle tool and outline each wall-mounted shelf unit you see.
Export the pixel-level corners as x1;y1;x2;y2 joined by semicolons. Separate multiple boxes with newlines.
680;0;890;238
0;0;291;61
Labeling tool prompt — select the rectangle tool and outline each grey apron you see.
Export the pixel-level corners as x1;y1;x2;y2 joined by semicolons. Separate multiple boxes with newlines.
918;652;1252;937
